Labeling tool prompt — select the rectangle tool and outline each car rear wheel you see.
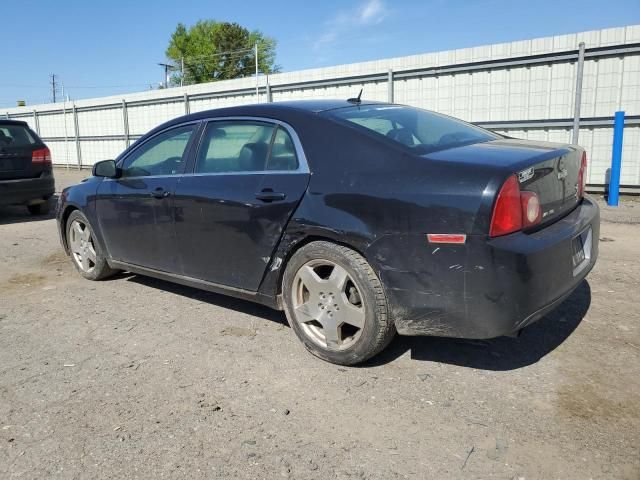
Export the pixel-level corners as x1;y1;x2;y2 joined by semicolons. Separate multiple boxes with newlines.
66;211;117;280
282;241;395;365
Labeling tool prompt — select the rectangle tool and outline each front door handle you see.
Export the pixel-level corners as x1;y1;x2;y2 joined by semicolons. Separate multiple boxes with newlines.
255;190;286;202
151;187;170;199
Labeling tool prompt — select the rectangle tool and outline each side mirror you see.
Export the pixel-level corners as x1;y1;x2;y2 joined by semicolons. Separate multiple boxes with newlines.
92;159;119;178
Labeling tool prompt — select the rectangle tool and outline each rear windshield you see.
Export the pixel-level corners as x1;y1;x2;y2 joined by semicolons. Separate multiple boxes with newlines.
324;105;499;154
0;124;38;147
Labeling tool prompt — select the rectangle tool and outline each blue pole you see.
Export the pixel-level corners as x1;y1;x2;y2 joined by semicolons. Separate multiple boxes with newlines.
608;111;625;207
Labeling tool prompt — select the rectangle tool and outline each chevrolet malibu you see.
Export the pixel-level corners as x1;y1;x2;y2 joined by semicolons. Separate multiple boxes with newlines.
57;100;599;365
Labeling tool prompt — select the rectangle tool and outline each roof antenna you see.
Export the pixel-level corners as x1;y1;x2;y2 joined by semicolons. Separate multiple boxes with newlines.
347;88;363;104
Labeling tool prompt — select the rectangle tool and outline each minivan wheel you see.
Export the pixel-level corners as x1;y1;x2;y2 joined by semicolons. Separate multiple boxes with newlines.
282;241;395;365
66;210;117;280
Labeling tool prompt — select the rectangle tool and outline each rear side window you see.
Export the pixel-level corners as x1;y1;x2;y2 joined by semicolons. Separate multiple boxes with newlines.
195;121;275;173
325;105;498;154
266;127;298;171
0;124;37;147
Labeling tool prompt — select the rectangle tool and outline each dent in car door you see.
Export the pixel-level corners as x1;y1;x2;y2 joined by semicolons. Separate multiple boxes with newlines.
96;124;197;272
173;120;310;290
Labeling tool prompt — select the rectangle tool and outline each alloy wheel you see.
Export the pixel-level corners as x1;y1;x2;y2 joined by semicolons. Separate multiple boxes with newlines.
291;259;366;350
68;219;97;273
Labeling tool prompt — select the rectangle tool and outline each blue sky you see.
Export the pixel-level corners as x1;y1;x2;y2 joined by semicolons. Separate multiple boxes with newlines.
1;0;639;107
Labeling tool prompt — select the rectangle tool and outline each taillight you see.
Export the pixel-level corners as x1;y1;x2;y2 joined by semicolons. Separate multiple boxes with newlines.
577;151;587;198
490;175;522;237
490;175;541;237
32;147;52;165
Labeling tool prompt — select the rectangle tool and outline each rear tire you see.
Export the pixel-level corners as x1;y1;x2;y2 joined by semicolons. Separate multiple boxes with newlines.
66;210;117;280
282;241;395;365
27;199;51;215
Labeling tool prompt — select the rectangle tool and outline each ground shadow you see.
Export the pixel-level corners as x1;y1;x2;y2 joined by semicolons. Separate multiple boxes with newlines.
120;273;590;371
125;274;287;325
0;195;59;225
365;280;592;371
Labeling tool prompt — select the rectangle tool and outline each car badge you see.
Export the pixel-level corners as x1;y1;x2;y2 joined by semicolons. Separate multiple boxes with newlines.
517;167;534;183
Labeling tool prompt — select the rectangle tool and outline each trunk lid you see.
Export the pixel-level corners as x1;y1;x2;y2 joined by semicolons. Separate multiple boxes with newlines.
424;138;583;227
0;122;45;180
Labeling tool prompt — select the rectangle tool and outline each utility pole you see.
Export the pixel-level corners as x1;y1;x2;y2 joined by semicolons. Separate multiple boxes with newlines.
158;63;173;89
255;42;259;100
50;74;57;103
180;57;185;87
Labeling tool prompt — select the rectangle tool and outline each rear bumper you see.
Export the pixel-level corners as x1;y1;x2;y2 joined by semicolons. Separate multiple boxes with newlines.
368;196;600;338
0;172;55;206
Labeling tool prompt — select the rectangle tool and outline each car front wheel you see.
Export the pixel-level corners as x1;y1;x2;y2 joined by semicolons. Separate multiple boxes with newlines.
66;210;117;280
282;241;395;365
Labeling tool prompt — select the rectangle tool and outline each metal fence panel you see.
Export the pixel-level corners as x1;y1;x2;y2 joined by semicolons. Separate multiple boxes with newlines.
3;25;640;189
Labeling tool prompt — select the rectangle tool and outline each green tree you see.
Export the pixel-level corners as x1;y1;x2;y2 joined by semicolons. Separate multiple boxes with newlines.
166;20;280;85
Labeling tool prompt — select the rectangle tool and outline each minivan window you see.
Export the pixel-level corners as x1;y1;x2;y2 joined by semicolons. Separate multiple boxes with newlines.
0;124;37;147
325;105;499;154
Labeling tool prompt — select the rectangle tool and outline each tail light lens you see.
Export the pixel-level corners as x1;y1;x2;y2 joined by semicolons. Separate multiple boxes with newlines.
32;147;52;165
489;175;541;237
577;151;587;198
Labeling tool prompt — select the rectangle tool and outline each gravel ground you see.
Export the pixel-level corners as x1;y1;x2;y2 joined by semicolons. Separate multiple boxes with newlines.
0;168;638;479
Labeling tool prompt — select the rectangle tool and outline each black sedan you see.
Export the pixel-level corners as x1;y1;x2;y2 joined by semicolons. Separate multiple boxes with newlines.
56;100;599;365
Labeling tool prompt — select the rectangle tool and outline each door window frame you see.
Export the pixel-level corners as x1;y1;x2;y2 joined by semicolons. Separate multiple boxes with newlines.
184;116;309;176
112;121;202;180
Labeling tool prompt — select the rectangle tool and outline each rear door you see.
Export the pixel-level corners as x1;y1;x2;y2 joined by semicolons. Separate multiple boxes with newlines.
96;123;198;272
0;122;43;180
174;119;310;290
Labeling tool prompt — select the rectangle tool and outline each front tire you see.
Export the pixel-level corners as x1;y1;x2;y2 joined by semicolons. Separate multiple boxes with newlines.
282;241;395;365
66;210;117;280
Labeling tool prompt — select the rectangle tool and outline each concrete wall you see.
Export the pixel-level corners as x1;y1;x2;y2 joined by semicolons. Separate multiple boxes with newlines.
4;25;640;189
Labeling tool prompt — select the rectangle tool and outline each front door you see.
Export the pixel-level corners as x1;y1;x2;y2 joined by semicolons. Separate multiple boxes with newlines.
174;120;310;290
96;124;197;272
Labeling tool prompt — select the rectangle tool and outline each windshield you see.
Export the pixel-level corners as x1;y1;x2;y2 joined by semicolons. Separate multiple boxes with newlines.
324;105;499;154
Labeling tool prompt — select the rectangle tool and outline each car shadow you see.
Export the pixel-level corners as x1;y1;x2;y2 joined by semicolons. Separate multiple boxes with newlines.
120;273;590;371
124;274;288;325
0;194;59;225
364;280;592;371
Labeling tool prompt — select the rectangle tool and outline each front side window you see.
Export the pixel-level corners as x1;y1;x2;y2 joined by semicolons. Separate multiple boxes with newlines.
324;105;499;154
121;125;195;177
195;121;275;174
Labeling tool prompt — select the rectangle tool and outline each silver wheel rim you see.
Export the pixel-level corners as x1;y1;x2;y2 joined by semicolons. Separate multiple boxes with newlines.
291;259;366;351
68;219;97;273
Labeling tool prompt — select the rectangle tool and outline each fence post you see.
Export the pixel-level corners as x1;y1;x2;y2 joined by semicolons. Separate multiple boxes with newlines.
72;104;82;169
122;99;130;148
266;78;272;103
184;93;190;115
387;69;394;103
33;110;40;135
572;42;586;144
608;111;625;206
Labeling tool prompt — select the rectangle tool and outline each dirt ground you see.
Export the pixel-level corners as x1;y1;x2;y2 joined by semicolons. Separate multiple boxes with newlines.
1;168;639;479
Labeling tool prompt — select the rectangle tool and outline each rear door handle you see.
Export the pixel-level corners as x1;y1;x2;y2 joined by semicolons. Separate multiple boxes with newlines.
151;187;170;199
255;190;286;202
